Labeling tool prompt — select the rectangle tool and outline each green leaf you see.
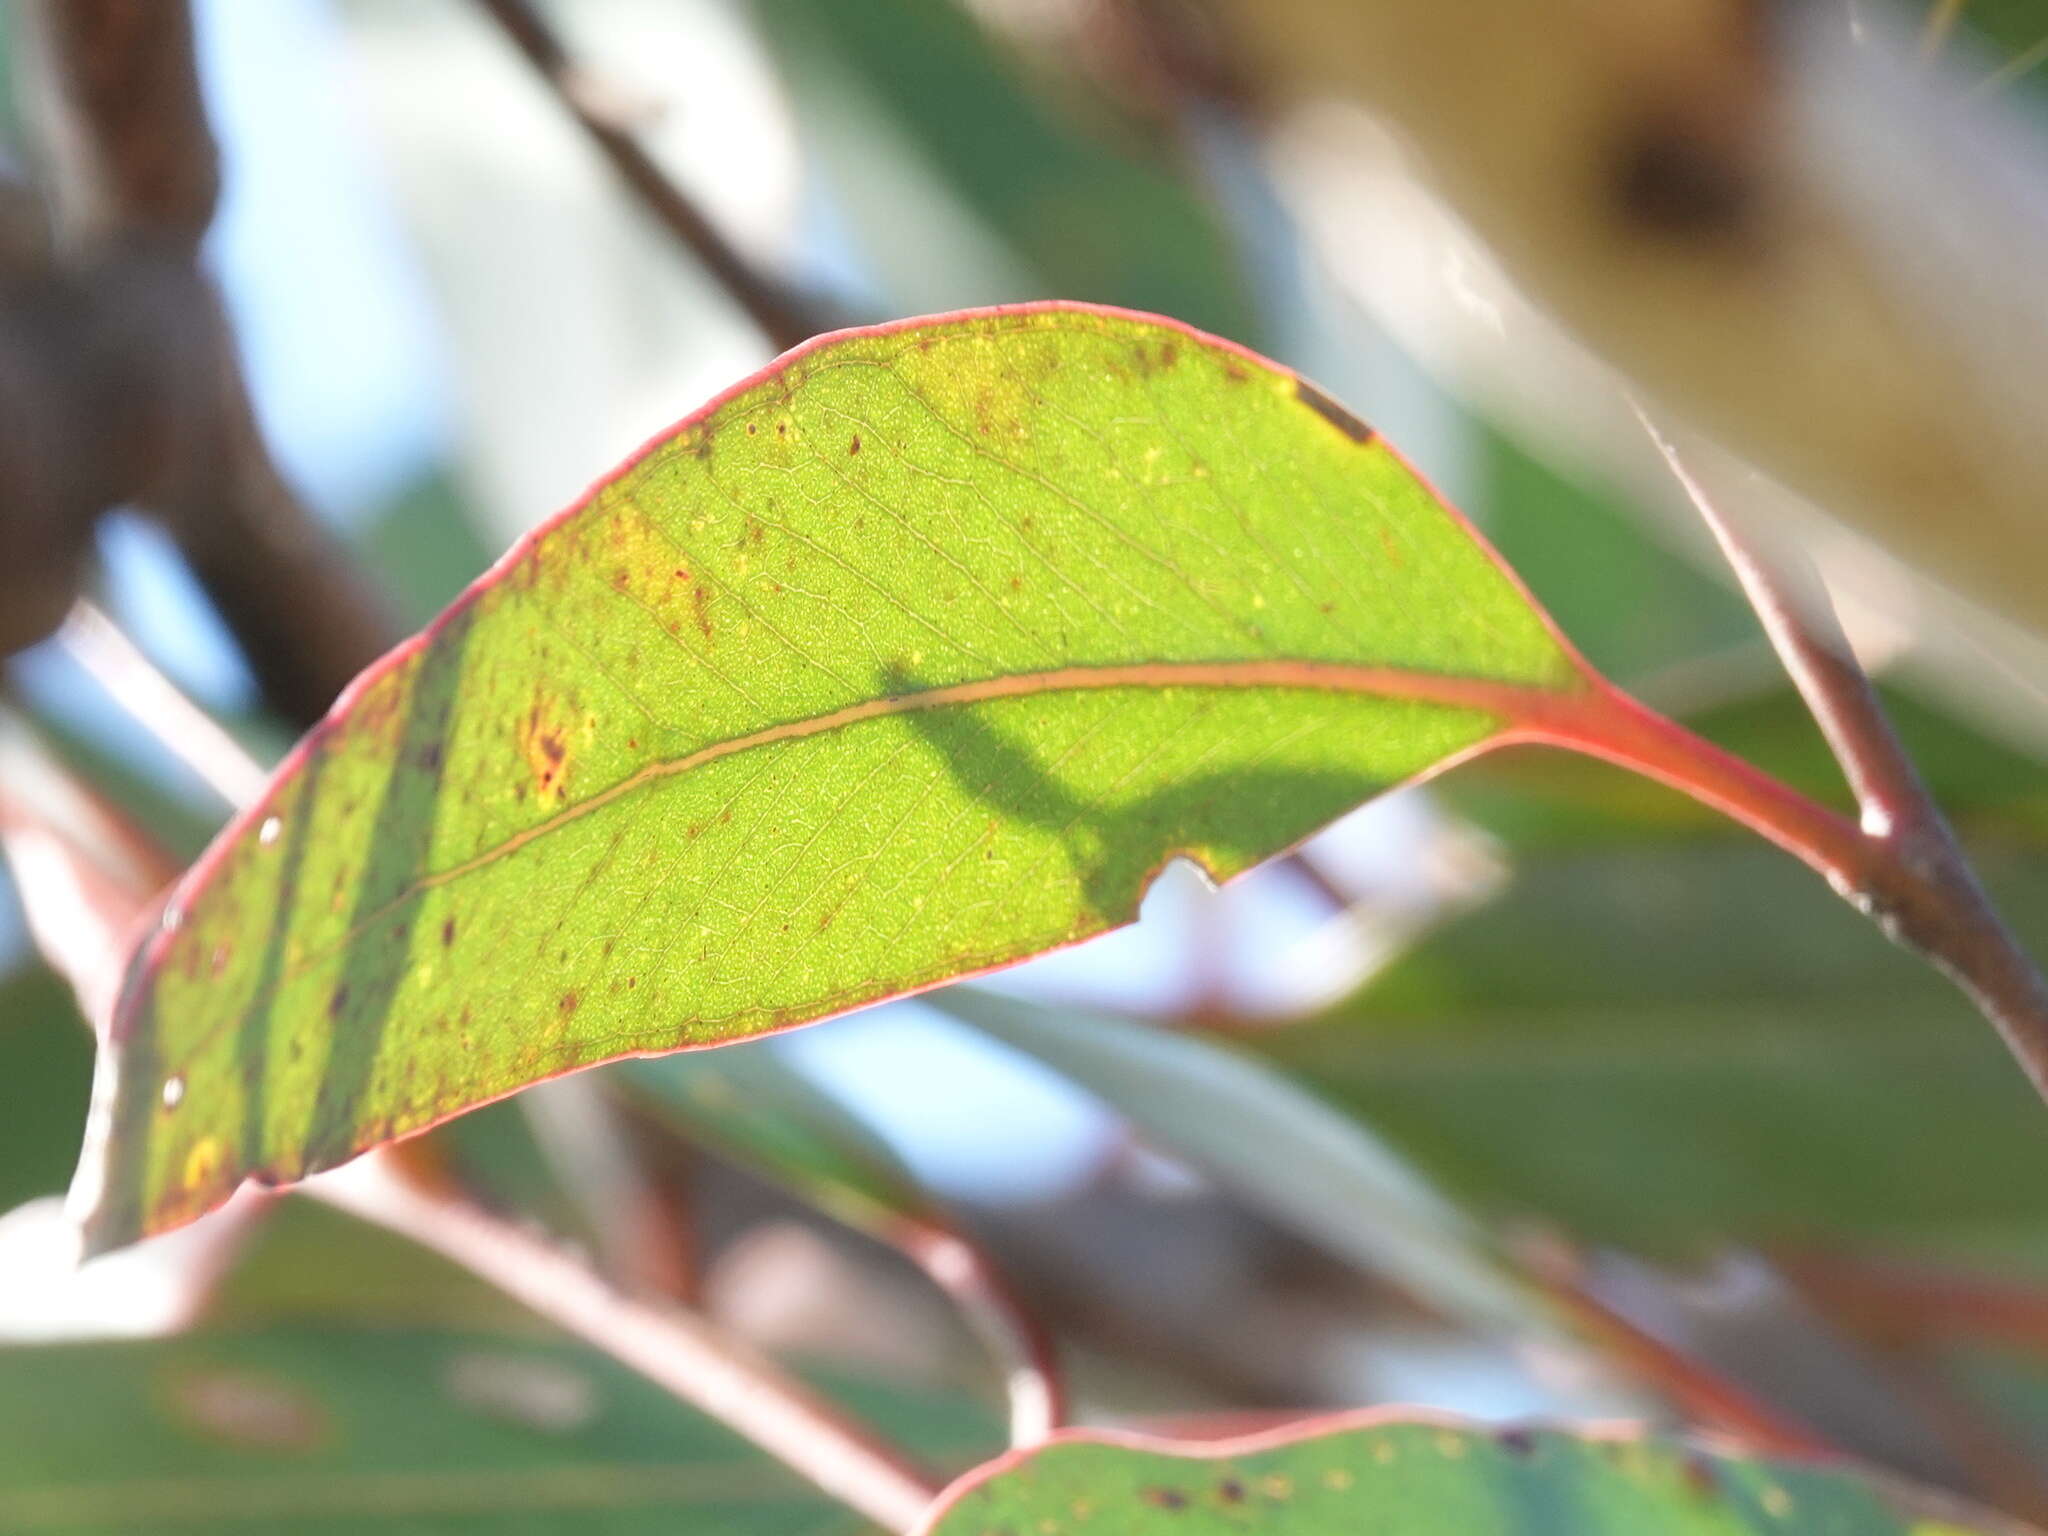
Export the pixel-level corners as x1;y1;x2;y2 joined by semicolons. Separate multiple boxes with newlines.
77;303;1611;1254
1245;843;2048;1254
752;0;1257;339
0;1325;992;1534
919;1413;2016;1536
0;963;95;1214
619;1044;934;1238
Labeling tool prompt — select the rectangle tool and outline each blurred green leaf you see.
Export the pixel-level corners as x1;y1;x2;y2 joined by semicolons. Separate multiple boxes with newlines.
0;963;94;1214
1477;428;1752;685
1244;844;2048;1254
620;1043;934;1236
0;1325;992;1534
935;989;1539;1339
752;0;1257;338
356;470;497;628
202;1198;534;1334
1945;1341;2048;1468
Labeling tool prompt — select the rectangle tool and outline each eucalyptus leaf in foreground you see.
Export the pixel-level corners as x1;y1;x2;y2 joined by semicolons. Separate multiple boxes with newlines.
917;1413;2029;1536
74;302;1810;1254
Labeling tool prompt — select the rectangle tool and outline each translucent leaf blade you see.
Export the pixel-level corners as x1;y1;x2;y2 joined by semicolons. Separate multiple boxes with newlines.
78;303;1589;1253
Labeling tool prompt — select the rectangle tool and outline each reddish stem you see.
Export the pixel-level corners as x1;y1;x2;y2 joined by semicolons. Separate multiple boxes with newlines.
1638;421;2048;1106
1524;1259;1838;1459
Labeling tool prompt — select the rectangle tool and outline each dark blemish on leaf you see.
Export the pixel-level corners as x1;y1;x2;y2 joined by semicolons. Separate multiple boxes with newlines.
1223;361;1248;383
691;434;711;461
328;984;351;1020
848;434;861;455
440;918;457;948
673;567;690;581
1294;377;1376;444
1142;1487;1188;1510
1611;113;1755;240
776;421;788;437
745;422;757;436
1009;575;1023;591
693;585;713;641
1496;1427;1536;1457
1216;1478;1246;1504
559;991;579;1016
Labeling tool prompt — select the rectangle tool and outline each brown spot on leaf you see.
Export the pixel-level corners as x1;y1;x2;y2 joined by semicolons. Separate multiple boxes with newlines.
441;918;457;948
848;434;861;455
1294;377;1376;444
327;984;350;1020
559;991;579;1015
693;584;713;642
1142;1486;1188;1510
519;696;575;803
1216;1478;1246;1504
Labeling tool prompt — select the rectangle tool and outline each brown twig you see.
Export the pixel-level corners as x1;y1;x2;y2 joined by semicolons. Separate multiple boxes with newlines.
471;0;830;355
23;0;398;727
1644;420;2048;1105
312;1150;946;1533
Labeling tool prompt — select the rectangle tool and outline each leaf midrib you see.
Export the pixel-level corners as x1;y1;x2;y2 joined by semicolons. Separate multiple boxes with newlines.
284;656;1586;982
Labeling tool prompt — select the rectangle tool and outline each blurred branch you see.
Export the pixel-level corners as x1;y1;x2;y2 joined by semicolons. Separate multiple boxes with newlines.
1648;422;2048;1106
17;0;397;726
472;0;831;354
521;1076;700;1302
1515;1241;1837;1461
56;600;269;809
314;1149;945;1533
885;1218;1063;1446
0;706;174;1020
1779;1250;2048;1357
